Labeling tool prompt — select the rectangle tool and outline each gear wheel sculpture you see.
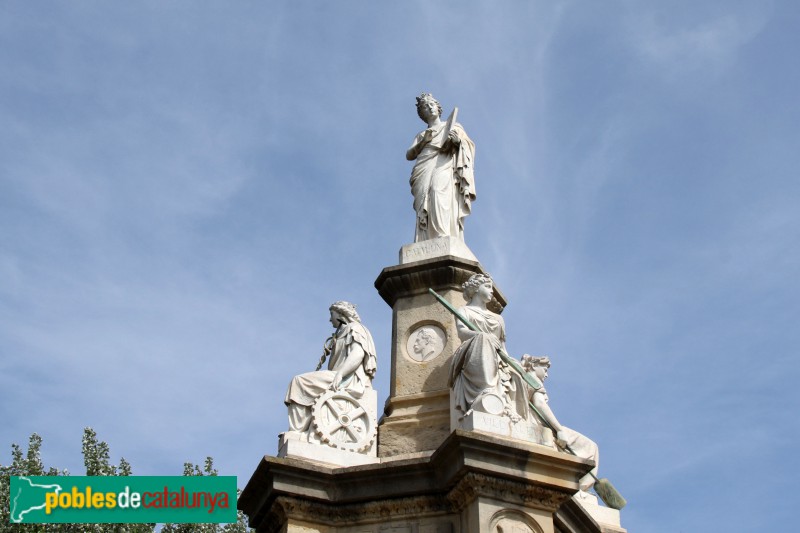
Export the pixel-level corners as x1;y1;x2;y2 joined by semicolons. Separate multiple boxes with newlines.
311;390;376;453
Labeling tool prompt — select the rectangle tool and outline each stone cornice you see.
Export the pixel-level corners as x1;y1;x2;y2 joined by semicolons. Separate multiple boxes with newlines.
266;494;451;528
374;256;507;312
447;471;572;513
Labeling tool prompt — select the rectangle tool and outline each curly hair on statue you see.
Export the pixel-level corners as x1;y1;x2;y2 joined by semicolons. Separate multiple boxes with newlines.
415;92;443;122
329;301;360;323
520;354;551;373
461;273;493;300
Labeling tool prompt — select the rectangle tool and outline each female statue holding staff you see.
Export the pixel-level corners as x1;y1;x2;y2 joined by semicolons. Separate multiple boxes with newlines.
449;274;519;418
406;93;476;242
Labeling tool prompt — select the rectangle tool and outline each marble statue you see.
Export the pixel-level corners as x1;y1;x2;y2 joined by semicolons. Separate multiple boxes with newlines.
448;274;520;419
284;301;377;436
406;93;476;242
519;355;600;492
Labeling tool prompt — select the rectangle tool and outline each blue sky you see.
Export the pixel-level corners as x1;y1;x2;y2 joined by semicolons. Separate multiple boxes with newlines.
1;2;798;531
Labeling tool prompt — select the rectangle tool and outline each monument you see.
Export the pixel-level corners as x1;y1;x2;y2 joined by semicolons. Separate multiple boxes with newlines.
239;95;626;532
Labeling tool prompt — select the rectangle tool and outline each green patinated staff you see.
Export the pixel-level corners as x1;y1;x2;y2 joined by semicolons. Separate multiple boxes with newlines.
428;288;627;510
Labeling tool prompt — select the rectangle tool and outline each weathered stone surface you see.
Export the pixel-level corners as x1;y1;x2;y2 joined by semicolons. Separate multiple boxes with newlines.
374;256;507;456
399;236;478;264
239;431;597;533
374;255;506;311
377;390;451;458
555;498;628;533
454;403;545;444
573;492;624;532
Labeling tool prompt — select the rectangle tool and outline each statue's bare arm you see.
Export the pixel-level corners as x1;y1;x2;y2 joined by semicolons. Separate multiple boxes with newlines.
532;393;562;431
406;129;434;161
455;318;477;342
532;392;571;444
330;342;366;390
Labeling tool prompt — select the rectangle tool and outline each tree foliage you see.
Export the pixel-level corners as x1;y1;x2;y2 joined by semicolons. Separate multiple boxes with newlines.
0;430;250;533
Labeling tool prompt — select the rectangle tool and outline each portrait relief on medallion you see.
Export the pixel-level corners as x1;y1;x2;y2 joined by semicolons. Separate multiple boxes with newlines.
406;325;447;363
490;509;542;533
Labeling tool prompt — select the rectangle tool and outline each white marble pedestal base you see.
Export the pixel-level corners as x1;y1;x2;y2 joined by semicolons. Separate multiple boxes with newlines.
277;389;380;468
457;409;546;443
277;431;379;467
574;490;625;532
450;392;548;445
399;236;478;264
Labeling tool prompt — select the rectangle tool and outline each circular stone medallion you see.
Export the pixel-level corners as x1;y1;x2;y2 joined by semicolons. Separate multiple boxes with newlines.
475;393;505;415
406;325;446;363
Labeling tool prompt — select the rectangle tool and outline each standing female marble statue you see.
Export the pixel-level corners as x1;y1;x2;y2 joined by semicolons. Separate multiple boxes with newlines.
449;274;518;418
284;301;377;433
406;93;476;242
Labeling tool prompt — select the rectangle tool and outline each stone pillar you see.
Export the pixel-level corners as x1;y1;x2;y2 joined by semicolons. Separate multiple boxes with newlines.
374;241;506;457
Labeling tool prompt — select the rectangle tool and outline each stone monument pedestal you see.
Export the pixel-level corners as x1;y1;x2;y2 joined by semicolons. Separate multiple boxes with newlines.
240;430;612;533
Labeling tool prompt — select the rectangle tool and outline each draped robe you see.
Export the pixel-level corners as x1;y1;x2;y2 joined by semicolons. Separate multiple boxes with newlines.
285;321;377;432
448;306;514;415
408;121;476;242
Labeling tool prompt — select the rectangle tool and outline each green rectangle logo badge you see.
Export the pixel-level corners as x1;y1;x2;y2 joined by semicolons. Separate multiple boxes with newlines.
9;476;237;524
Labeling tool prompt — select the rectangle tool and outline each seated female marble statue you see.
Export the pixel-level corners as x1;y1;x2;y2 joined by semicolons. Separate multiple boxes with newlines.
448;274;520;419
284;301;377;433
520;355;600;492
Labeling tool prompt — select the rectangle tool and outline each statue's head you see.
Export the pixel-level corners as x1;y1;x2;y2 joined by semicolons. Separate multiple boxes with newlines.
413;327;438;358
416;93;442;122
417;327;436;345
462;273;493;300
521;354;551;372
329;301;360;323
521;354;551;382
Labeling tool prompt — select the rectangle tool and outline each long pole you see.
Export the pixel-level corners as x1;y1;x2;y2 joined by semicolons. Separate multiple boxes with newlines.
429;288;626;510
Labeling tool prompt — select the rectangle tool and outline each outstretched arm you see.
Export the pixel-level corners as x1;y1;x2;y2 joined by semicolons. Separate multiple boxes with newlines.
532;392;563;433
532;392;573;445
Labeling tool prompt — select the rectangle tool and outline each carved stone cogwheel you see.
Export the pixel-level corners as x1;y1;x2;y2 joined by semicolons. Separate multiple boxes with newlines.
311;390;376;453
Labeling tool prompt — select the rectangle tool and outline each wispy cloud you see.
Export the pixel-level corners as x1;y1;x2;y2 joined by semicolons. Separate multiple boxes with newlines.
628;2;772;80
